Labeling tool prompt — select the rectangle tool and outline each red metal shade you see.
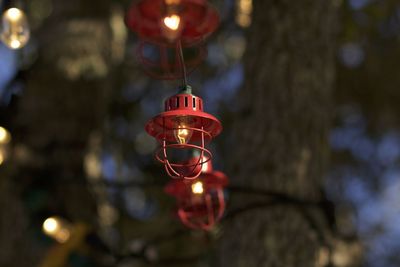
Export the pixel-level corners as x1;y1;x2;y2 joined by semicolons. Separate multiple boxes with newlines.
165;160;228;230
125;0;219;46
145;89;222;179
137;41;207;80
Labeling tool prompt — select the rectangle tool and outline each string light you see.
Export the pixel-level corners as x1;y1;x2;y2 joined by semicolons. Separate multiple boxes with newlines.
236;0;252;28
42;217;72;243
126;0;219;46
145;88;222;179
163;14;181;31
165;159;228;230
191;181;204;194
163;0;181;31
1;7;30;49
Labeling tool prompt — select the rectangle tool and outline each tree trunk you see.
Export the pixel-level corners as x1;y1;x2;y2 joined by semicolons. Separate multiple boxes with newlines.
218;1;338;266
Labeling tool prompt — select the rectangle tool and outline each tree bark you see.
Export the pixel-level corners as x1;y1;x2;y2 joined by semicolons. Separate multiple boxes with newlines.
218;1;338;266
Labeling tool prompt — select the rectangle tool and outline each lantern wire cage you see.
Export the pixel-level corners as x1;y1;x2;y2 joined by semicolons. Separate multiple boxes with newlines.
145;90;222;179
155;127;213;179
165;161;228;230
177;186;226;230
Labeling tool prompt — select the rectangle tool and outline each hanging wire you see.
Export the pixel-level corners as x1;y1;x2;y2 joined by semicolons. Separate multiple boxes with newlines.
177;41;188;88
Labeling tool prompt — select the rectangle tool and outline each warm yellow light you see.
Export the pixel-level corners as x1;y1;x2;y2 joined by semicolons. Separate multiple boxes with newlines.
239;0;252;13
165;0;181;4
236;0;253;28
236;14;251;28
10;39;21;48
6;8;22;21
84;152;102;179
201;157;209;173
0;151;4;165
43;217;60;234
1;8;30;50
42;217;71;243
163;14;181;31
174;122;193;144
55;229;71;243
0;127;10;144
192;181;204;194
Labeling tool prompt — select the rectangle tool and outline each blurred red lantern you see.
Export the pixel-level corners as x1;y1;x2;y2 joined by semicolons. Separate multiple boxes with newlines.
165;159;228;230
125;0;219;46
137;41;207;80
145;86;222;179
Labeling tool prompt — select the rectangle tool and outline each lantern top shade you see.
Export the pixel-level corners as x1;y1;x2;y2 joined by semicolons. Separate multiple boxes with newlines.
145;93;222;142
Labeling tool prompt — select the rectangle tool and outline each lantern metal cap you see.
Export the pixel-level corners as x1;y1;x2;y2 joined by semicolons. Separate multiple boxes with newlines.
145;90;222;142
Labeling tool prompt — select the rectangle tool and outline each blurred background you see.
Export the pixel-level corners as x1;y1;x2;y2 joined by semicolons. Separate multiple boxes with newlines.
0;0;399;266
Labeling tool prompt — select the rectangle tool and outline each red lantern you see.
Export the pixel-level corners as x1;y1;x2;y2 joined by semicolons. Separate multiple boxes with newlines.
125;0;219;46
137;41;207;80
165;159;228;230
145;86;222;179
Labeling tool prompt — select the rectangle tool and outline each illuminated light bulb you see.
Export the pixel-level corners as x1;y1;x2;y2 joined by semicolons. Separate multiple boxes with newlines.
236;0;253;28
173;121;193;144
163;14;181;31
1;8;30;50
42;217;71;243
43;217;60;234
0;127;10;144
191;181;204;194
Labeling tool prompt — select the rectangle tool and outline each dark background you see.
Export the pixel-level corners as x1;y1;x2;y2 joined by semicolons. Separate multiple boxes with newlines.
0;0;399;266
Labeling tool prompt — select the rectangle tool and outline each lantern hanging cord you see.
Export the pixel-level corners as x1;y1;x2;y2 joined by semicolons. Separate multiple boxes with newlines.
177;41;188;88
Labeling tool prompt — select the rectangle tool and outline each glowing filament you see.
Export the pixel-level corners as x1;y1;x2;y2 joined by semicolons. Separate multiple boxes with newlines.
1;8;30;49
163;14;181;31
174;122;193;144
192;181;204;194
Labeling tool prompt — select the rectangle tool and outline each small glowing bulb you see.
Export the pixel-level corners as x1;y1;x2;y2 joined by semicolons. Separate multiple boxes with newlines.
10;39;21;49
163;14;181;31
192;181;204;194
43;217;60;234
173;117;193;144
42;217;71;243
0;127;10;144
174;123;193;144
1;8;30;50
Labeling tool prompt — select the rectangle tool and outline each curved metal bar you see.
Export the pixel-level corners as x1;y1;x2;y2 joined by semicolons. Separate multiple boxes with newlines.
155;126;212;179
216;188;226;220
